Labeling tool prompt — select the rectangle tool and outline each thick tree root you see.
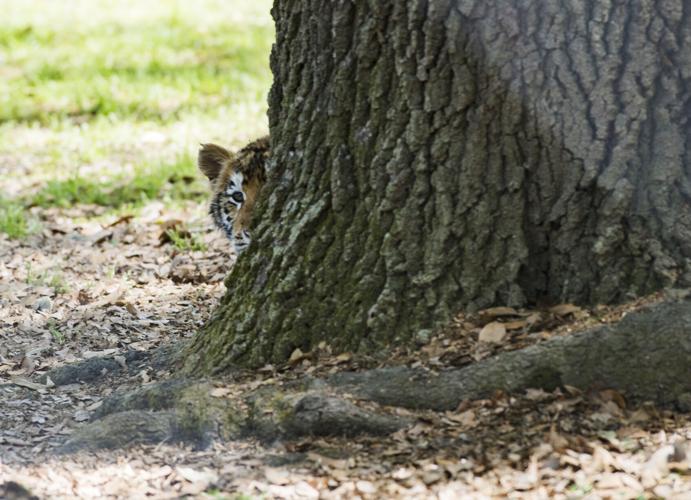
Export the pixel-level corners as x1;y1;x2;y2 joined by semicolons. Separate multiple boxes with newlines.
41;345;178;386
330;300;691;410
55;300;690;453
58;410;181;454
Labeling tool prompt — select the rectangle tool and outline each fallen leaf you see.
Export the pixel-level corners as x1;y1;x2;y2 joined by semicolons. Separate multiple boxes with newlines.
73;409;90;422
104;214;134;228
335;352;352;363
289;348;306;365
19;355;36;375
503;319;528;330
641;445;675;487
264;468;291;485
294;481;319;498
11;377;47;393
89;229;114;246
82;349;118;359
549;303;582;316
479;307;518;318
210;387;233;398
446;409;478;428
478;322;506;344
598;389;627;409
595;473;624;489
355;480;377;494
548;424;569;451
176;467;217;484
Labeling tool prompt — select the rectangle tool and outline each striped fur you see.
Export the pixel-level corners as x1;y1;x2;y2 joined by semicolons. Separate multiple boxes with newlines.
198;136;269;254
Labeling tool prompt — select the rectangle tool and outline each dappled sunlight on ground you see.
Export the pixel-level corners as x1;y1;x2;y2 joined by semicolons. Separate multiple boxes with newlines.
2;0;691;498
0;198;231;459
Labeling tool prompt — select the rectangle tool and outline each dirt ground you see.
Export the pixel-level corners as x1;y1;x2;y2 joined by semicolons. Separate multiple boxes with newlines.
1;202;690;499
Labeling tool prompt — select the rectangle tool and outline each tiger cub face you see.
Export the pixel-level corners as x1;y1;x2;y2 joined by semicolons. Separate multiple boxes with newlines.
198;136;269;254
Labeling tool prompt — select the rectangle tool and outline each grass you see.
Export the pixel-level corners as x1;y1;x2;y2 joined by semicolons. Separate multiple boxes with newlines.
25;263;70;295
0;0;273;238
29;154;203;209
0;1;272;125
0;199;30;238
165;228;208;252
48;320;66;345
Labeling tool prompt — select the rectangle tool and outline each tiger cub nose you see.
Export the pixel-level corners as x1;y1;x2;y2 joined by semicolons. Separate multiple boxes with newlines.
231;192;244;204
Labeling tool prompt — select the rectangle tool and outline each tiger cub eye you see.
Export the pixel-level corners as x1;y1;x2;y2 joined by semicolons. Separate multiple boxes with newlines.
198;136;270;255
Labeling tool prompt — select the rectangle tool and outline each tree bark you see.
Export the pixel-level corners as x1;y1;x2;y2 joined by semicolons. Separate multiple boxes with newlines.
185;0;691;372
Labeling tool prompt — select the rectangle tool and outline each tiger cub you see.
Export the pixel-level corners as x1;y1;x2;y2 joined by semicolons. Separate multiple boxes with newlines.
198;136;269;254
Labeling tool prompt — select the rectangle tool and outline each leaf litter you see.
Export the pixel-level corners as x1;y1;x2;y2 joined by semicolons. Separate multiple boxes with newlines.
1;202;689;498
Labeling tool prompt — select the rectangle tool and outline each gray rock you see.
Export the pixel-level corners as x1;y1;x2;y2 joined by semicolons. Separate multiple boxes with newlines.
415;329;433;346
33;297;52;312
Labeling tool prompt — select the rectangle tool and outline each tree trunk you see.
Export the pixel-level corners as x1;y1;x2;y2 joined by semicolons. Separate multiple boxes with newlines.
185;0;691;372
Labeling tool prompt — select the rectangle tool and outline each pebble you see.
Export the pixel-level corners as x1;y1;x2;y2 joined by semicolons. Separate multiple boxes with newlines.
415;329;432;346
34;297;52;312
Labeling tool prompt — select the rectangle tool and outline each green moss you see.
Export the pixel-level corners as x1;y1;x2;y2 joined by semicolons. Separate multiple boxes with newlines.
269;392;294;424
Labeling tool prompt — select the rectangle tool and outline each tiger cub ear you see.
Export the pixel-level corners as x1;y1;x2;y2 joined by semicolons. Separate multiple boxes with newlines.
198;143;231;182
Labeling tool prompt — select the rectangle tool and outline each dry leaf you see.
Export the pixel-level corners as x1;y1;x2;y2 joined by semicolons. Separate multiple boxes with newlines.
549;303;582;316
641;445;675;487
89;229;114;246
307;452;349;470
503;319;528;330
596;473;625;489
82;349;118;359
289;348;306;365
355;480;376;494
294;481;319;498
264;468;291;485
105;214;134;228
598;389;627;409
479;306;518;318
19;355;36;375
447;409;478;428
478;322;506;344
210;387;233;398
11;377;47;393
73;409;90;422
548;424;569;451
335;352;352;363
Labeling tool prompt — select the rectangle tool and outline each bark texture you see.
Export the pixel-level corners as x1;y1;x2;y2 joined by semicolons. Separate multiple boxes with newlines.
186;0;691;371
328;300;691;410
58;300;690;453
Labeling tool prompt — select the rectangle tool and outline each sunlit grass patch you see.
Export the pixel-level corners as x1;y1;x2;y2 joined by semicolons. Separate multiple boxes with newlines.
0;0;273;211
29;154;206;210
164;227;208;252
0;1;273;126
0;199;30;239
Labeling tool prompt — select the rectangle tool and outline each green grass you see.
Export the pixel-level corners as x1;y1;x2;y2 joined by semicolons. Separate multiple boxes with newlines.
25;263;70;295
165;228;208;252
48;320;66;345
0;199;30;238
0;0;273;238
29;154;203;209
0;1;273;125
